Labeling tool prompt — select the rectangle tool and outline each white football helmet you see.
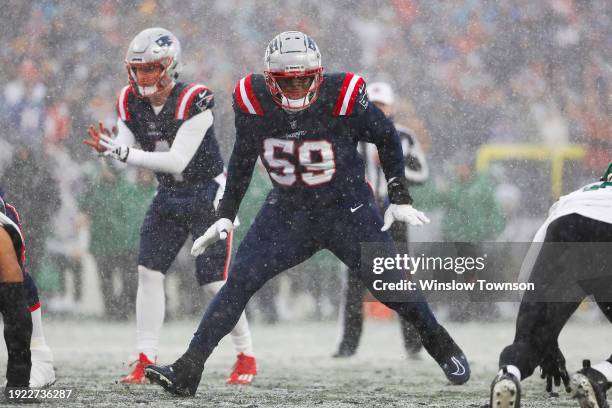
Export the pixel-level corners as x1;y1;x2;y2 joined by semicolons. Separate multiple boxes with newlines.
125;27;182;98
264;31;323;112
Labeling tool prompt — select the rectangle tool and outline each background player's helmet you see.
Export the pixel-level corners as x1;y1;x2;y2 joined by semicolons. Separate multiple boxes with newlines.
264;31;323;112
125;27;182;98
367;82;395;106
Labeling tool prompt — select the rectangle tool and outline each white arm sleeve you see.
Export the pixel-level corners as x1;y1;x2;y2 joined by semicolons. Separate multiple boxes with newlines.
115;118;137;147
124;109;213;175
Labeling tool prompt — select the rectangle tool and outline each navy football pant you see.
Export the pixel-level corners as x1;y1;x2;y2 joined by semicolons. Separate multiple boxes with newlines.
337;215;422;355
187;194;451;363
139;183;230;285
23;272;39;311
499;214;612;379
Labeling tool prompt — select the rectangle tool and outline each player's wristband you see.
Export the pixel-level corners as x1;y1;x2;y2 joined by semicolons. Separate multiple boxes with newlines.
216;199;238;223
387;177;413;205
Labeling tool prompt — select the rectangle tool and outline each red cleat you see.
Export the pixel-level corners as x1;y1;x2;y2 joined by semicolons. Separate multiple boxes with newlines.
226;353;257;385
120;352;154;384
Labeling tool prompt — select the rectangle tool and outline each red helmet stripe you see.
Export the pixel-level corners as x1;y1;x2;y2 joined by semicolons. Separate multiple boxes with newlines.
117;86;132;121
176;84;209;120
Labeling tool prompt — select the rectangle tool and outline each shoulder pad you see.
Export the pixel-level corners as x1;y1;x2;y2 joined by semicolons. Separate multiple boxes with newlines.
176;84;213;120
116;85;135;121
332;72;367;117
233;74;264;116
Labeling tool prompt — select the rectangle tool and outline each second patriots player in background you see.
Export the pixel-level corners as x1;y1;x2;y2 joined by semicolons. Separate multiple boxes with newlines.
83;28;256;385
146;31;470;398
334;81;429;359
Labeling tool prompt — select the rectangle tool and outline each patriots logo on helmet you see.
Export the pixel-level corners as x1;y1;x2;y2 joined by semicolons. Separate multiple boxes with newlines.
155;35;173;47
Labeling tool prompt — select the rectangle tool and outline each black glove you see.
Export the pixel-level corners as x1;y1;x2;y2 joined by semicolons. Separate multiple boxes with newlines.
540;346;571;393
387;177;413;205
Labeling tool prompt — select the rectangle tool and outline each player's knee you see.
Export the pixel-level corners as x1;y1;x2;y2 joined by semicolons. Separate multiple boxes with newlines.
224;272;262;298
137;265;165;286
201;280;224;298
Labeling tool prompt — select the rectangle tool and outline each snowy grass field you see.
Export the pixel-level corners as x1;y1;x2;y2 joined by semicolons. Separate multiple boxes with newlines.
1;316;611;407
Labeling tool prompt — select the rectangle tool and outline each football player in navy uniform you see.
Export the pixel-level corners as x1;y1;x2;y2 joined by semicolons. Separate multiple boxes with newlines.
334;81;429;359
84;28;256;385
0;190;56;390
145;31;470;397
489;163;612;408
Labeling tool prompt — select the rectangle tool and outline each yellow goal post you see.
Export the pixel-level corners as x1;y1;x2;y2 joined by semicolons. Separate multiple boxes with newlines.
475;144;586;199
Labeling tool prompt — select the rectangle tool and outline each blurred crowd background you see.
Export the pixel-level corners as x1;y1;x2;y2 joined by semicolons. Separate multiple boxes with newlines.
0;0;609;321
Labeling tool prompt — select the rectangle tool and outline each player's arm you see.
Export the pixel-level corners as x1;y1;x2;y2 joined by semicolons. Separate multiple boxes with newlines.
360;95;430;228
216;119;259;221
361;102;405;183
123;110;213;174
85;110;213;175
0;227;23;283
84;119;136;153
191;111;259;256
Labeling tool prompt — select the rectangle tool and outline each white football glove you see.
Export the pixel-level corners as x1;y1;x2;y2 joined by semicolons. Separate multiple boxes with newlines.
191;218;234;256
99;133;129;162
381;204;430;230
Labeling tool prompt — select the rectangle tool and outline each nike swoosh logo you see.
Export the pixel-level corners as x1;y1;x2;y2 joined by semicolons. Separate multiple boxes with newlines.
450;356;466;376
198;91;207;98
350;204;363;213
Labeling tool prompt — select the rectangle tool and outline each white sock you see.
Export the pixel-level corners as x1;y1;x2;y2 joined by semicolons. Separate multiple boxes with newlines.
136;266;165;361
30;307;52;361
592;361;612;383
498;365;521;381
202;281;254;357
30;307;45;345
230;312;254;356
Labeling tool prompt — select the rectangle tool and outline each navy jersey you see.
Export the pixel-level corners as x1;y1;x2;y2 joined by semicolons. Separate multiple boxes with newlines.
116;82;224;188
218;73;404;220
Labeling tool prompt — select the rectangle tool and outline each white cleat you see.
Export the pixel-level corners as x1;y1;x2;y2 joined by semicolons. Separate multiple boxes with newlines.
490;367;521;408
571;373;603;408
30;344;56;388
570;360;610;408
